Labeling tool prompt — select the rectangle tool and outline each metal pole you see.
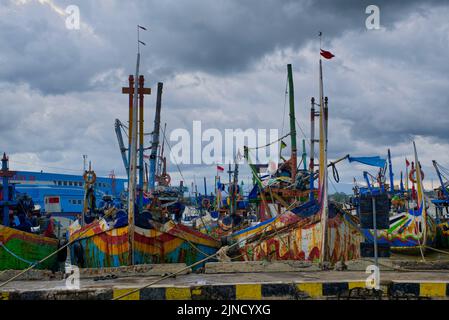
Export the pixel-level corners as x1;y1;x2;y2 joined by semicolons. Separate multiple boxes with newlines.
372;196;378;267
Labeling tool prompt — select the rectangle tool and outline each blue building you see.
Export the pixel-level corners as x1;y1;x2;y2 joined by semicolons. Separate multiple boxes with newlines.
9;171;127;221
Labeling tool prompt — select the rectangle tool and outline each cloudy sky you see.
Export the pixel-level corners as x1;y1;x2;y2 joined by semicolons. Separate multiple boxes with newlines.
1;0;449;194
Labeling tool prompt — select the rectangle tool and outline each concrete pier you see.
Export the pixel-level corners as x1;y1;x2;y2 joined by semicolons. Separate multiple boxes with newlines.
1;260;449;300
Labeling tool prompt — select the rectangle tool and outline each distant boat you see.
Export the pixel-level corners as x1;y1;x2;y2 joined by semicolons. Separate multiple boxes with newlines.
355;143;436;254
430;160;449;248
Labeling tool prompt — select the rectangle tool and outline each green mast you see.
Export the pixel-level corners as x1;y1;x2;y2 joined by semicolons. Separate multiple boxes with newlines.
287;64;297;180
302;139;307;170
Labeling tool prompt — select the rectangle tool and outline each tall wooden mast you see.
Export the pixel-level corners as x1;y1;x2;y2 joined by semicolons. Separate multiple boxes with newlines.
413;141;427;248
149;83;163;191
287;64;297;180
318;58;329;265
127;25;147;265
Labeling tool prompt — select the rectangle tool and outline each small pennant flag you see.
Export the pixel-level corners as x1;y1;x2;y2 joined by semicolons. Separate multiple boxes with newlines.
217;165;224;172
405;158;410;167
320;49;335;60
280;140;287;150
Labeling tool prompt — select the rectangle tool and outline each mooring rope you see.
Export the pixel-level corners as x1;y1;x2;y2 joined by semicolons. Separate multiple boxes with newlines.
113;195;322;300
0;242;36;266
112;233;250;300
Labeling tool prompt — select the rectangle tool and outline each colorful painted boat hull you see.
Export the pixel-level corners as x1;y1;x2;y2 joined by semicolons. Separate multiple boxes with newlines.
362;209;436;254
69;219;220;270
0;225;59;271
228;209;362;264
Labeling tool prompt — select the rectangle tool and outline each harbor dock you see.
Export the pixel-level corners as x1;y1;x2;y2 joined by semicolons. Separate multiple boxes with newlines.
2;258;449;300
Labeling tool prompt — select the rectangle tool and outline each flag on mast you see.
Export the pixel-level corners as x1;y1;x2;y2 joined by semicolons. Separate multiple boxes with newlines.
320;49;334;60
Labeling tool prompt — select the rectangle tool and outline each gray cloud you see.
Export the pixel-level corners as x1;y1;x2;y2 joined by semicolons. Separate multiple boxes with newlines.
1;0;449;194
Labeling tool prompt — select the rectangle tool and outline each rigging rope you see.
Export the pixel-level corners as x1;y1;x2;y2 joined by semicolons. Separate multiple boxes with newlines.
280;75;289;162
246;132;291;151
162;127;186;182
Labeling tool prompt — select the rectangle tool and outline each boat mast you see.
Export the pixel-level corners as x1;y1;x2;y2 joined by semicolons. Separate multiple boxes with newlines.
302;139;307;171
287;64;297;181
318;58;329;266
128;25;146;265
388;149;394;193
138;75;145;206
413;141;427;246
149;83;163;191
309;97;315;201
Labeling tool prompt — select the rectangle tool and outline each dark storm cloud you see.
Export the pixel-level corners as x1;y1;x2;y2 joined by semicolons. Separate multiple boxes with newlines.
1;0;446;94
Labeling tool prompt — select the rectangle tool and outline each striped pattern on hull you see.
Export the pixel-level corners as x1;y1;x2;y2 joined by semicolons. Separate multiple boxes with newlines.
231;211;362;264
362;209;436;253
69;220;220;269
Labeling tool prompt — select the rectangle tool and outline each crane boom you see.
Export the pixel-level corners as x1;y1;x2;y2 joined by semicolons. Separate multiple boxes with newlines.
115;119;129;176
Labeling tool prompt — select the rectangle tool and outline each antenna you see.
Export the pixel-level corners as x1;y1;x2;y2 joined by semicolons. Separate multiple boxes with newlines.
137;25;148;54
83;154;88;171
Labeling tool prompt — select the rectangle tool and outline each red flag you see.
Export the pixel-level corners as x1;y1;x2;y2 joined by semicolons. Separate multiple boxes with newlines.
217;165;224;172
405;158;410;167
320;49;334;59
44;219;54;238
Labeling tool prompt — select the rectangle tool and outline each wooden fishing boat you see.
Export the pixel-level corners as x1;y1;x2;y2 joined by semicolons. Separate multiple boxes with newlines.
1;153;60;271
0;225;59;271
224;61;363;265
228;203;361;263
69;65;221;269
361;207;436;254
68;215;220;269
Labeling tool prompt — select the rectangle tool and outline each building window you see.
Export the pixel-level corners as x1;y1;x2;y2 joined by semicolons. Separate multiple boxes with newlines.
63;181;67;186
